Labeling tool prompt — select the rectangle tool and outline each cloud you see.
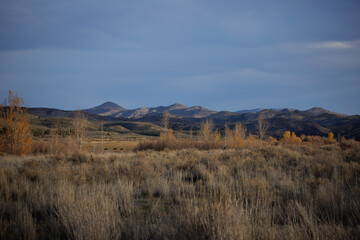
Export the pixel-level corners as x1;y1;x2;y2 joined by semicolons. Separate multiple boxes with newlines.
308;41;357;49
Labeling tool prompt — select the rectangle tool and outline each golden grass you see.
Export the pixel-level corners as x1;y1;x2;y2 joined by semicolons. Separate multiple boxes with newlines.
1;142;360;239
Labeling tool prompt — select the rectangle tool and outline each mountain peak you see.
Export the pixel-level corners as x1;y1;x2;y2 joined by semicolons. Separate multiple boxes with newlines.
99;101;121;108
171;103;186;107
305;107;329;115
280;108;295;113
168;103;188;110
84;101;126;116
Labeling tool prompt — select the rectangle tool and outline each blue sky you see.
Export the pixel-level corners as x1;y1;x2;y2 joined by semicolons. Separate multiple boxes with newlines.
0;0;359;114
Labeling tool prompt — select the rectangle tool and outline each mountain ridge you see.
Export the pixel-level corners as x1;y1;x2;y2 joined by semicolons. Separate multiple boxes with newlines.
81;102;349;120
83;102;216;119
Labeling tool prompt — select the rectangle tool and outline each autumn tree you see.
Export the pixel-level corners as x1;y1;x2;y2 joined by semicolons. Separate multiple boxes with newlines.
281;131;302;144
72;110;89;151
100;120;105;151
328;132;335;143
50;118;61;155
189;125;193;139
0;90;33;155
200;119;214;140
234;122;247;139
224;124;234;147
224;122;247;148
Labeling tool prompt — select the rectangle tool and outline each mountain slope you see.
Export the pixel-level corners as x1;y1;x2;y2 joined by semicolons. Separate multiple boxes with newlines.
112;103;216;119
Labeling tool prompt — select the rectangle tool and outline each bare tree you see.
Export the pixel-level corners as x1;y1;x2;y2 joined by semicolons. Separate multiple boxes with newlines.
256;116;269;140
50;118;62;155
234;121;247;139
224;123;233;147
72;110;89;151
100;120;104;152
161;110;171;132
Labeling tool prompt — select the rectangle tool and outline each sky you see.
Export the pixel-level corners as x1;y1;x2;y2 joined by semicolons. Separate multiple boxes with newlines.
0;0;359;114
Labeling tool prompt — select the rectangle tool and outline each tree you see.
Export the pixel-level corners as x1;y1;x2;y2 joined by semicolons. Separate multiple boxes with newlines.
100;120;105;151
200;119;214;140
160;110;171;132
72;110;89;151
189;125;193;139
224;123;234;148
224;122;247;148
50;118;61;155
0;90;33;155
327;132;335;143
234;121;247;139
256;116;269;140
281;131;302;144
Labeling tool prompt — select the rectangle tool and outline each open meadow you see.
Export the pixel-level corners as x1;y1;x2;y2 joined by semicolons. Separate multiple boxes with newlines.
1;140;360;239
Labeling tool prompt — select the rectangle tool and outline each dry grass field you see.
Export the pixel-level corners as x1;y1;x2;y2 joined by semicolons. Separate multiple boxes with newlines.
1;140;360;239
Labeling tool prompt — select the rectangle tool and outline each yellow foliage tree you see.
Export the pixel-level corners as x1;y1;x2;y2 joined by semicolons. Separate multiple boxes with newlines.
224;122;247;148
200;119;214;140
283;131;291;139
224;124;234;148
0;90;33;155
327;132;335;143
213;129;221;143
160;128;176;141
281;131;302;144
243;134;261;147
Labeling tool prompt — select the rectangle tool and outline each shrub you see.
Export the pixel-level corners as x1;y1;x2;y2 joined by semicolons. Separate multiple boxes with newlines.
1;145;360;239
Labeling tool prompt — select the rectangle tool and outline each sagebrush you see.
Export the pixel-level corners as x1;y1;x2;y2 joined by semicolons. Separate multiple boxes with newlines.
1;142;360;239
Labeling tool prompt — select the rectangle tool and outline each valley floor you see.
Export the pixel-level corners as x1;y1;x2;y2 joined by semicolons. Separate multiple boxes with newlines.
1;143;360;239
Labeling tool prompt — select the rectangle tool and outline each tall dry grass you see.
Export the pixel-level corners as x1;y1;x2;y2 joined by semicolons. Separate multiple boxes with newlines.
1;142;360;239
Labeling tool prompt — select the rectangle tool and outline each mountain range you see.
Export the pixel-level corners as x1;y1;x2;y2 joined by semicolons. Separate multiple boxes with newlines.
82;102;347;121
83;102;216;119
27;102;360;140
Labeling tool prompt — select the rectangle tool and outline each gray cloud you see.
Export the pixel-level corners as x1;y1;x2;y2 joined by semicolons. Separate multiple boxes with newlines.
0;0;359;114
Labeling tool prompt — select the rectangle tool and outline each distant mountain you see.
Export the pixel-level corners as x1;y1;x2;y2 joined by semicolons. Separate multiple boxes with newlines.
82;103;350;123
305;107;346;116
26;103;360;140
27;107;114;121
106;103;216;119
28;108;75;118
236;108;264;114
83;101;126;116
171;105;216;118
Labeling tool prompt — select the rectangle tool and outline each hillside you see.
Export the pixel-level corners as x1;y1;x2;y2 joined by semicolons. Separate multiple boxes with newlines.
26;103;360;140
108;103;216;119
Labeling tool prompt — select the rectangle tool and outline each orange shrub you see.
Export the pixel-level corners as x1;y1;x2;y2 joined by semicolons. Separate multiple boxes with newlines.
267;136;278;145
